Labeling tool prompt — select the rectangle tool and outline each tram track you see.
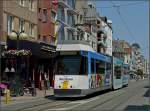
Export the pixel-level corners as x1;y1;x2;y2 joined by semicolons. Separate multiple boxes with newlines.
18;81;147;111
14;99;56;111
21;101;68;111
86;81;146;111
42;89;126;111
2;80;147;111
21;100;71;111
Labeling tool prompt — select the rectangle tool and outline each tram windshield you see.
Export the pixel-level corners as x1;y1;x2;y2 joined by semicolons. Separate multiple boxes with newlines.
56;55;88;75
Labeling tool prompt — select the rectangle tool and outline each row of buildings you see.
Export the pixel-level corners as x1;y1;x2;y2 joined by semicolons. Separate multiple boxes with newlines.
113;39;149;77
0;0;149;92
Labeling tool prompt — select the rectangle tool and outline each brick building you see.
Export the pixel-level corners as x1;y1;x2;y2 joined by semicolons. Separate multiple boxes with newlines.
0;0;58;93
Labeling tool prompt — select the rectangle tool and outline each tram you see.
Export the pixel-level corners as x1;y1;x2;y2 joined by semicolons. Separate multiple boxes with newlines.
112;57;123;89
54;50;112;97
54;50;128;97
122;64;130;86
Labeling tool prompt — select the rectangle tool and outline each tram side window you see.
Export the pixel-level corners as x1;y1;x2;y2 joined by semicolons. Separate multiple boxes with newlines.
96;60;105;74
114;65;121;79
106;62;112;74
79;56;88;75
124;66;129;75
123;66;127;75
91;58;95;74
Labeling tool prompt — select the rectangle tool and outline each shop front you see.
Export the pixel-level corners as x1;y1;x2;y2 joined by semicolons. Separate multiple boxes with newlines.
1;39;56;96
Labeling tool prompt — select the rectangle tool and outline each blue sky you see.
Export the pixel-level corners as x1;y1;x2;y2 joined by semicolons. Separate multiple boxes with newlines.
94;1;149;60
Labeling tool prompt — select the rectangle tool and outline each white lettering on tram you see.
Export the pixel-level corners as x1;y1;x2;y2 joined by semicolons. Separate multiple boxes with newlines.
59;78;73;80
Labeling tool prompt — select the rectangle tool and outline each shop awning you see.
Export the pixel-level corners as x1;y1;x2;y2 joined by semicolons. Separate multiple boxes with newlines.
7;39;56;58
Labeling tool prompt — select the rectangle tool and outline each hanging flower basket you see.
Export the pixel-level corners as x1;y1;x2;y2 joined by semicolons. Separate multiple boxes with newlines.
2;49;32;57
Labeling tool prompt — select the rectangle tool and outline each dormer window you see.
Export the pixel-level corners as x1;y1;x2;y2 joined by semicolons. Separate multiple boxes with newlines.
19;0;25;6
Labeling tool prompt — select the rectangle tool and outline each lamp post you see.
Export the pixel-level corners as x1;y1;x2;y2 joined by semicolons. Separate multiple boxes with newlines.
8;30;28;96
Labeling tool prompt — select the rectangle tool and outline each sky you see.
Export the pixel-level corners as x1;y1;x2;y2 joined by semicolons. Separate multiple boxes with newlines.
93;0;149;60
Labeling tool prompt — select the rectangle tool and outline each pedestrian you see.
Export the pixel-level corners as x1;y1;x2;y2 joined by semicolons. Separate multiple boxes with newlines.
44;73;48;90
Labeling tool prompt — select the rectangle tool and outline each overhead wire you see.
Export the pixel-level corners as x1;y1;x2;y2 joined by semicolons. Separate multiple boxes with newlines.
109;1;149;58
95;1;146;9
2;1;146;8
110;1;137;43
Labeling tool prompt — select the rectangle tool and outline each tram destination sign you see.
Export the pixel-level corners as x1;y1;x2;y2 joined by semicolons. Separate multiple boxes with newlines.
60;51;78;55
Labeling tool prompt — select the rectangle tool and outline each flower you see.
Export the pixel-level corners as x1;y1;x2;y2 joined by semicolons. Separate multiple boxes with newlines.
2;49;32;57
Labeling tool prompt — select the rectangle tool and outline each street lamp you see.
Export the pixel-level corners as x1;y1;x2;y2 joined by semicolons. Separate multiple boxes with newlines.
8;30;28;96
8;30;28;50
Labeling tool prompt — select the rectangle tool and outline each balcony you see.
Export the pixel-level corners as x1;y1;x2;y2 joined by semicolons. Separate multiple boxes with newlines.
58;28;95;48
58;0;69;8
97;40;107;47
67;8;78;15
97;27;107;36
84;18;97;25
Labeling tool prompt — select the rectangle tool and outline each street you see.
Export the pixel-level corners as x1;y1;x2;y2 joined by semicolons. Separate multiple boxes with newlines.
1;79;150;111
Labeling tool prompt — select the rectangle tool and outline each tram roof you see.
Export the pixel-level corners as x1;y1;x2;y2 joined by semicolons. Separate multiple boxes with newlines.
81;50;111;63
113;57;124;65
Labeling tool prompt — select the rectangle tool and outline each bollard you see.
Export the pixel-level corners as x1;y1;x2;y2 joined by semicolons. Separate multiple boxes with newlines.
4;89;11;104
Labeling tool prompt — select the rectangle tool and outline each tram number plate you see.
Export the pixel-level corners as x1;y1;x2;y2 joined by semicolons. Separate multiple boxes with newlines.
62;80;69;89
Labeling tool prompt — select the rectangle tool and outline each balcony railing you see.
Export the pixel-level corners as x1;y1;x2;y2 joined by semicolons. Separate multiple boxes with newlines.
58;0;69;8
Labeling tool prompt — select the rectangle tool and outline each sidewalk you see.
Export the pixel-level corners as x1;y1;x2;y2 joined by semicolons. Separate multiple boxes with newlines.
0;88;54;106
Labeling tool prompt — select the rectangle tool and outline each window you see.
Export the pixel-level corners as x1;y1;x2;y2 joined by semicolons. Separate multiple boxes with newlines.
79;56;88;75
80;15;83;22
29;0;34;11
19;0;25;6
19;19;25;32
67;0;75;8
38;34;41;40
91;58;95;74
38;8;41;13
51;11;56;21
67;30;74;40
56;55;81;75
58;6;65;22
96;60;105;74
92;42;94;48
29;23;34;37
87;34;90;41
106;62;112;75
114;65;122;79
123;65;129;75
42;9;47;22
7;15;14;34
77;14;79;23
56;56;81;75
43;36;47;43
58;28;65;41
91;26;97;33
67;13;74;26
50;37;55;46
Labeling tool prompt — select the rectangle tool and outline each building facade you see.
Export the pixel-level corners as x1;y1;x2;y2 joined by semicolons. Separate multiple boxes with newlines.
3;0;38;41
35;0;58;89
56;0;113;55
57;0;84;51
0;0;4;46
1;0;58;92
130;43;142;72
113;39;132;64
38;0;57;45
97;16;112;56
0;0;38;95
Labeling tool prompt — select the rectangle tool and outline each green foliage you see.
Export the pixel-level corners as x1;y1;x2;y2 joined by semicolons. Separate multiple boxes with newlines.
136;69;143;76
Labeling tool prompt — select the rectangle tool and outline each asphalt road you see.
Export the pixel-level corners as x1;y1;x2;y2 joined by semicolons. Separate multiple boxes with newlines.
1;79;150;111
